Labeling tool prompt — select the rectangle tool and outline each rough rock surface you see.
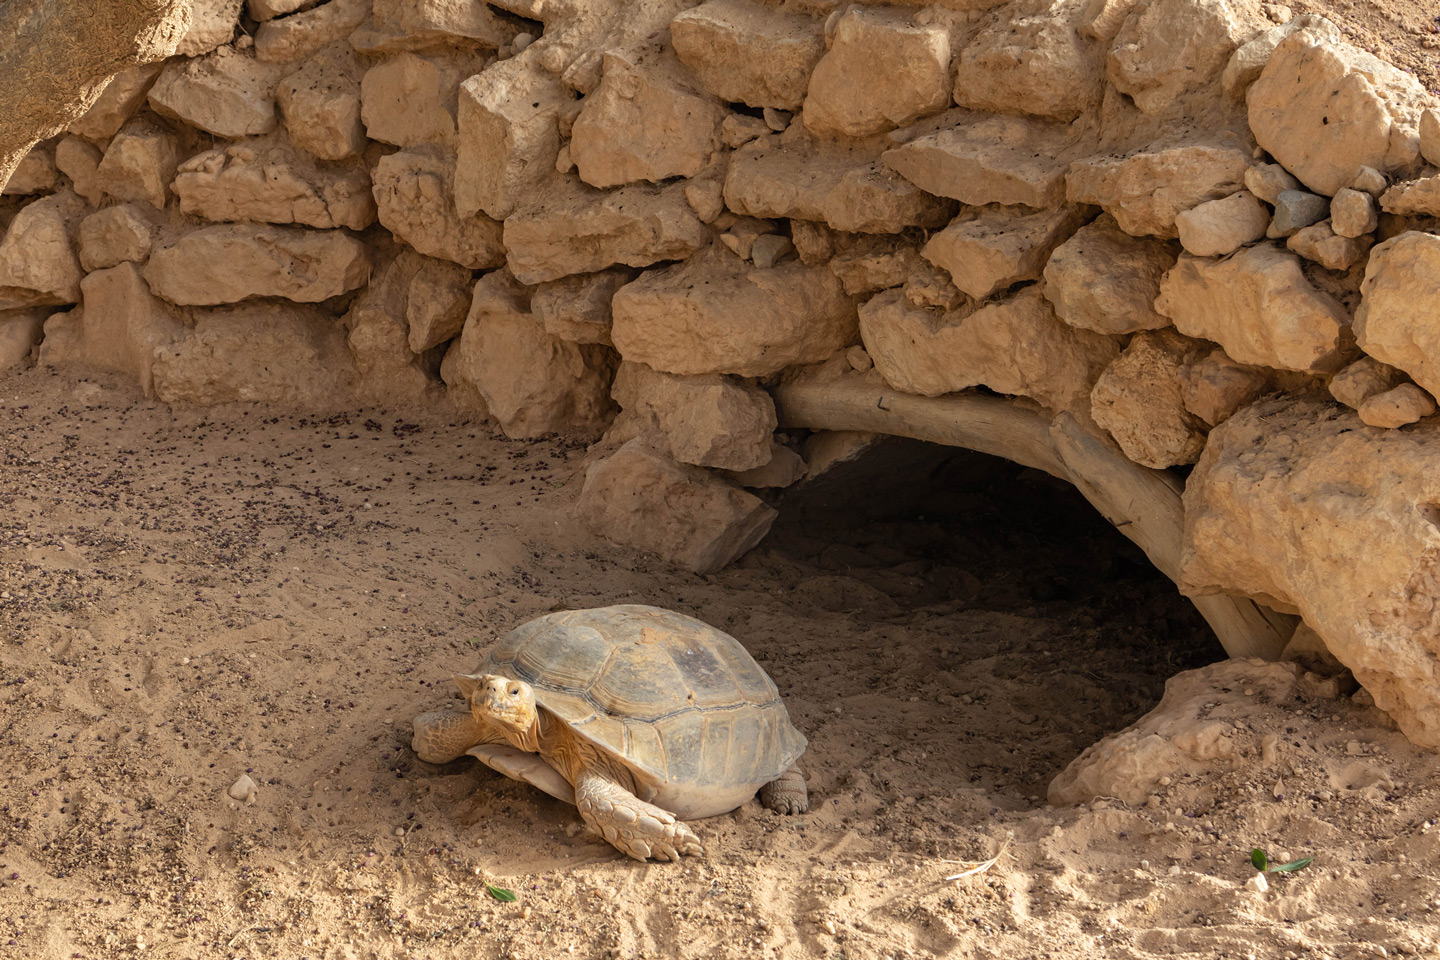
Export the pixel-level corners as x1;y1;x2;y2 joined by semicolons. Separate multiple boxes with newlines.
1329;355;1404;410
1174;191;1269;257
175;139;375;230
148;46;286;139
1107;0;1250;115
921;205;1087;301
77;205;159;272
801;7;951;139
502;180;708;285
1042;214;1177;335
360;52;468;148
1243;162;1302;204
1182;399;1440;749
531;270;632;346
275;45;366;160
610;245;856;378
1330;187;1379;238
54;138;105;205
1180;349;1268;426
451;271;614;439
668;0;825;111
372;146;505;269
859;285;1118;412
3;148;57;196
144;224;371;306
72;263;186;397
177;0;243;57
1090;329;1209;468
575;438;777;575
365;0;517;50
611;361;777;471
94;120;179;210
1286;221;1371;271
1359;383;1436;428
725;132;953;234
1066;142;1251;238
0;193;86;310
1155;244;1350;372
1354;232;1440;399
406;256;474;354
68;64;165;141
342;254;439;403
882;114;1076;209
0;309;47;371
1378;177;1440;218
952;0;1102;122
570;55;725;188
254;0;371;63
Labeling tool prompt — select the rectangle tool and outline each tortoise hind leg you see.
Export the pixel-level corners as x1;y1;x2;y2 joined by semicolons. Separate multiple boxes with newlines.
574;771;704;862
760;763;808;814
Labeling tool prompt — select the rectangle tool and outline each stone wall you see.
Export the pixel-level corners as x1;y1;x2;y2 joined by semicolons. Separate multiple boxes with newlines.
6;0;1440;746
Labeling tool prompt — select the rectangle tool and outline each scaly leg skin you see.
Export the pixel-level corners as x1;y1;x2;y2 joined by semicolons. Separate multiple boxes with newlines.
574;772;704;862
412;709;486;763
759;763;809;814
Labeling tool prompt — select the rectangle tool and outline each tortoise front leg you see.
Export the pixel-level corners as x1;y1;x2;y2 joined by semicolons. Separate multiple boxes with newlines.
412;709;487;763
760;762;809;814
574;771;704;862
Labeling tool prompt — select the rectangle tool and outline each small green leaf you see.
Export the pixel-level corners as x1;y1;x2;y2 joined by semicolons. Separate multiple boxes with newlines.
1250;848;1269;872
1269;857;1314;873
486;884;518;903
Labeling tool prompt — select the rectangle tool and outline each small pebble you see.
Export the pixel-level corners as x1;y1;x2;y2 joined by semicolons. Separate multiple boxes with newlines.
227;774;257;804
1247;872;1269;894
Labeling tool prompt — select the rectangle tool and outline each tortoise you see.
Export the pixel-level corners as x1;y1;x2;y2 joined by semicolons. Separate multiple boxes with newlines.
412;604;808;862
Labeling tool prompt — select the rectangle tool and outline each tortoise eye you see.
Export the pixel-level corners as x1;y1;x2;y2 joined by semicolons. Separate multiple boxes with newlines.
508;685;521;696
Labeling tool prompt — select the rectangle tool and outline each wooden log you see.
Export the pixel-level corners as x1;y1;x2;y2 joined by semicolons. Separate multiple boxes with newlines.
772;377;1294;660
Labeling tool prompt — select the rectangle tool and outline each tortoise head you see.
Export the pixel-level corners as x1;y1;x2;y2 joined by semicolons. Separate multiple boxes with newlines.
455;673;537;738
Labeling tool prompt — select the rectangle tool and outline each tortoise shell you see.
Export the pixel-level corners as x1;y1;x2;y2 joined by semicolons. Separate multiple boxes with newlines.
477;604;806;819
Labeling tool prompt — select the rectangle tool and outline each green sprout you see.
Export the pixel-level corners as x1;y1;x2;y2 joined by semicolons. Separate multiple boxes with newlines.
1250;848;1314;874
485;883;518;903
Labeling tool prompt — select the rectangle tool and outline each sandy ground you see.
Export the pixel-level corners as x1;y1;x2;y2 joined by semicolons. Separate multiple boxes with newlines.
3;365;1440;960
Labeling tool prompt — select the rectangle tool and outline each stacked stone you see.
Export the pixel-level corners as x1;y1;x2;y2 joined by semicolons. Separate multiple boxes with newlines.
6;0;1440;743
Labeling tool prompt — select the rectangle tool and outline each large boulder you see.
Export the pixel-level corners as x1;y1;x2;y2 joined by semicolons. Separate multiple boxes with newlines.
610;244;857;377
881;114;1076;209
1182;399;1440;749
801;7;951;139
1066;141;1251;238
502;179;708;284
360;52;474;147
858;284;1118;413
343;252;441;403
174;138;375;230
1155;244;1350;373
1354;231;1440;399
372;146;506;269
177;0;243;57
0;309;47;372
921;205;1087;300
1248;23;1434;196
0;192;86;310
1107;0;1251;115
575;438;777;575
68;64;165;141
724;131;953;234
144;224;371;305
611;361;777;471
669;0;825;111
1042;213;1178;335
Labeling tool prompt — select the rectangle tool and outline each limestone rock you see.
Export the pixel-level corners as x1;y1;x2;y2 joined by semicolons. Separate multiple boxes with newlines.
1248;25;1433;196
1181;349;1268;426
726;444;807;488
3;147;57;196
94;120;178;210
858;285;1118;412
610;244;856;377
372;146;506;269
1042;214;1177;335
368;0;518;50
1108;0;1249;115
669;0;825;111
177;0;243;57
725;132;954;234
148;46;286;138
578;438;776;574
1424;108;1440;168
1359;383;1436;428
451;270;614;439
77;205;158;272
720;113;771;149
455;55;572;221
1285;221;1371;271
570;55;725;188
1180;398;1440;748
0;192;86;310
1090;329;1209;468
152;302;357;405
1221;13;1338;100
1379;177;1440;218
361;53;470;147
254;0;370;63
175;139;375;230
73;263;186;397
343;253;440;403
750;234;794;269
1353;166;1388;196
54;137;104;205
952;0;1102;122
922;205;1088;300
881;114;1075;209
144;224;370;306
829;238;926;297
611;361;777;471
276;44;367;160
531;270;633;346
1329;356;1403;410
1049;660;1306;805
250;0;313;21
1175;191;1269;257
1066;141;1251;238
68;64;165;141
0;310;48;372
1354;232;1440;399
1330;187;1379;238
1155;244;1350;372
802;7;951;139
406;257;474;354
1266;190;1328;238
502;179;708;285
1243;162;1301;204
